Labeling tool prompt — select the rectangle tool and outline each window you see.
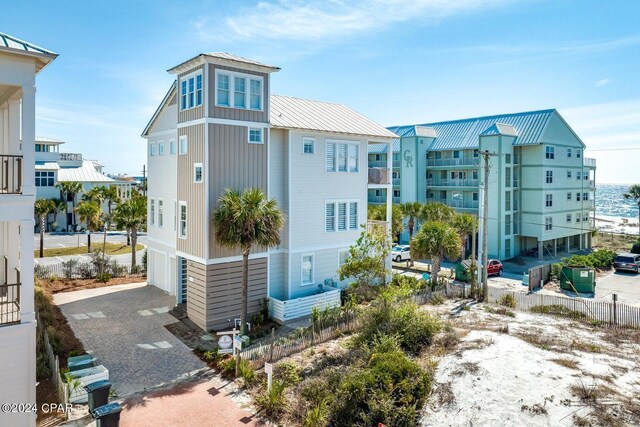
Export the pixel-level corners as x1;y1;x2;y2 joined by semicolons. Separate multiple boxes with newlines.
453;151;460;159
567;192;572;201
505;239;511;258
248;128;263;144
375;189;381;197
576;192;581;201
325;203;335;232
505;153;511;164
158;142;165;155
339;250;349;267
576;149;581;158
567;148;572;158
174;201;177;231
473;149;479;158
325;141;359;173
149;143;156;156
546;170;553;184
348;144;358;172
179;203;187;238
35;144;42;152
188;77;194;108
194;163;203;183
583;192;588;201
170;140;176;155
217;74;230;106
326;201;357;232
545;217;553;231
473;170;479;180
179;135;188;155
301;254;314;285
577;172;581;180
576;214;581;223
338;144;347;172
234;77;246;108
393;190;400;198
392;170;400;179
180;73;203;110
567;170;572;179
505;191;511;211
505;168;511;186
35;171;54;187
180;80;187;110
583;213;588;222
349;202;358;230
303;137;315;154
505;214;511;235
196;74;202;106
158;200;164;227
150;199;155;226
583;171;589;180
545;193;553;207
250;79;262;110
473;192;478;201
567;214;572;223
545;145;555;159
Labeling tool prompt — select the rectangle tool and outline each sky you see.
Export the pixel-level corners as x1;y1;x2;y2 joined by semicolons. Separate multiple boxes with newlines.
2;0;639;183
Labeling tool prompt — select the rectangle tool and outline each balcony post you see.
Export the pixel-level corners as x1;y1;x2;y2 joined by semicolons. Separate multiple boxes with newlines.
19;219;35;323
21;85;36;197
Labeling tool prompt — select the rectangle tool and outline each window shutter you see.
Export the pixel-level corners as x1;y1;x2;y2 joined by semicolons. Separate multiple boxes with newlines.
349;202;357;230
338;203;347;231
338;143;347;172
325;143;336;172
325;203;335;231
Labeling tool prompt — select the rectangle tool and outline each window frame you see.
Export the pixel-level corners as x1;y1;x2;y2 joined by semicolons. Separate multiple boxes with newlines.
179;71;204;111
178;202;187;239
303;137;315;154
169;140;176;155
35;171;55;187
150;199;156;226
194;163;203;183
325;139;360;173
158;199;164;228
545;216;553;231
545;193;553;208
179;135;188;155
545;145;555;160
248;127;264;144
215;70;264;111
546;170;553;184
325;200;359;233
158;141;165;156
301;253;314;286
149;143;156;157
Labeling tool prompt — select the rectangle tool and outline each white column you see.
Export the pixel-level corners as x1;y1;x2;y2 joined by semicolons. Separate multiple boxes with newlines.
20;219;35;323
7;221;20;284
7;98;20;154
21;85;37;197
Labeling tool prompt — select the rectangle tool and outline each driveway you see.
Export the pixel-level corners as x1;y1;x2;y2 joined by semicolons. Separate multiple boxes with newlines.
54;283;205;397
595;270;640;306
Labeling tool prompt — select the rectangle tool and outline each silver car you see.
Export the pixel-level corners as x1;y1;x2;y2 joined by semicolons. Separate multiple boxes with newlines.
614;253;640;273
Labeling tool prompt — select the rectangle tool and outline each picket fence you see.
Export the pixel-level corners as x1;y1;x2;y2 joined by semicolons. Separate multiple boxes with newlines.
488;287;640;329
34;260;145;280
36;312;68;419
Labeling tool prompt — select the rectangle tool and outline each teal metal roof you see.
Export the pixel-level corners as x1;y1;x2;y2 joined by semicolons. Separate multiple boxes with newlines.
480;123;518;137
368;140;400;154
0;32;57;56
387;109;556;151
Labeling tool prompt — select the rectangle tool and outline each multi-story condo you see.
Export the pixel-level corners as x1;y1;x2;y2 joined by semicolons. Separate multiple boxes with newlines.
0;32;57;427
368;141;401;205
142;53;395;331
380;109;596;260
34;137;131;231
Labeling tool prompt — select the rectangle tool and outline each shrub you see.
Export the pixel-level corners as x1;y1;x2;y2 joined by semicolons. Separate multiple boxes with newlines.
303;397;330;427
429;293;445;305
260;297;270;320
550;263;563;281
274;361;301;387
46;326;63;355
62;259;79;279
48;274;58;282
142;249;148;272
219;357;236;376
36;353;51;380
498;293;516;309
34;264;49;279
203;349;222;363
632;239;640;254
96;273;111;283
255;380;288;418
563;249;616;270
76;263;94;279
238;359;256;388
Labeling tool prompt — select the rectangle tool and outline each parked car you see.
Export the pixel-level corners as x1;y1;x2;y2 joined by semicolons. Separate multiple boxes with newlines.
613;253;640;273
487;259;503;276
392;245;411;262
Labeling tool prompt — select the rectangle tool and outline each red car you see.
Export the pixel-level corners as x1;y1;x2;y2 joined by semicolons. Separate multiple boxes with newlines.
487;259;503;276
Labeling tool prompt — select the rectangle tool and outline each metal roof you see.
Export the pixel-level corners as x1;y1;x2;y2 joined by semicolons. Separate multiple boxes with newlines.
368;140;400;154
57;160;114;183
0;32;56;56
35;162;60;170
270;95;397;139
479;123;518;137
388;109;556;150
203;52;280;70
36;136;65;144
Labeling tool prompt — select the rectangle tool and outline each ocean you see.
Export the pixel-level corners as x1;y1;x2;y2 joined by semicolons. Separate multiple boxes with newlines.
596;183;639;219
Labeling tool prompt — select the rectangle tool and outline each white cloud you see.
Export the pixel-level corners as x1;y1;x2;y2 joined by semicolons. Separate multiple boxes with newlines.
195;0;518;42
595;78;610;87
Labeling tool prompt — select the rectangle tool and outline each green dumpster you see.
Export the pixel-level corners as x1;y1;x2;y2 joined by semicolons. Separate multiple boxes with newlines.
455;260;473;282
559;266;596;293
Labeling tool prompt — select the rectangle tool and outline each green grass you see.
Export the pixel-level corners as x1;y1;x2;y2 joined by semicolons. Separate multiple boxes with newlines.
592;232;637;253
36;243;144;258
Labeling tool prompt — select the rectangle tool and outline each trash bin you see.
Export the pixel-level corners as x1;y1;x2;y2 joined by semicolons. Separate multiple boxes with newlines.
560;266;595;293
92;402;122;427
85;380;111;413
68;355;95;372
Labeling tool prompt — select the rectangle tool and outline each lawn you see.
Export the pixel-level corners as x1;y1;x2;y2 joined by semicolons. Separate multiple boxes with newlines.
35;242;144;258
592;231;638;253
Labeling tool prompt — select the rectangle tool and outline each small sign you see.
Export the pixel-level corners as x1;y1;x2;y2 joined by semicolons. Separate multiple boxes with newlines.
264;362;273;375
580;271;589;278
218;335;232;350
233;335;243;350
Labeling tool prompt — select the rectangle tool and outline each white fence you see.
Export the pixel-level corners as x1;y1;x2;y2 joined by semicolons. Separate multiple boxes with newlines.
37;311;69;419
269;287;342;323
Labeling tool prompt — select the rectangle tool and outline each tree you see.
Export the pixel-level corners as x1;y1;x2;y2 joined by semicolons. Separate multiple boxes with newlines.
75;200;101;253
83;185;120;215
624;184;640;236
212;188;284;376
113;195;147;267
50;198;67;230
422;201;456;223
338;224;392;287
410;221;461;283
56;181;83;231
368;204;403;242
452;213;477;260
34;199;56;258
399;202;424;242
100;212;113;275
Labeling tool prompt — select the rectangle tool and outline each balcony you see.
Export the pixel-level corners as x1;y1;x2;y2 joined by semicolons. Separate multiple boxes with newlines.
426;157;479;167
392;178;400;186
589;179;595;188
368;167;390;185
513;154;519;165
426;178;479;188
584;158;596;168
429;198;479;210
0;155;22;194
59;152;82;162
0;282;20;325
513;178;519;188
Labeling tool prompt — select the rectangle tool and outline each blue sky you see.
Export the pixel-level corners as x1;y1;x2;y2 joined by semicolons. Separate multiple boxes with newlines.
2;0;639;182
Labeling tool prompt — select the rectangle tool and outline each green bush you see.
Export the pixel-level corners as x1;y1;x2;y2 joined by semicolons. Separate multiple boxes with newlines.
238;359;256;388
96;273;112;283
274;361;301;387
62;259;78;279
498;293;516;309
142;249;148;272
46;326;63;355
563;249;616;270
303;397;330;427
219;357;236;376
255;380;288;418
550;263;563;281
632;239;640;254
203;349;222;363
36;353;51;380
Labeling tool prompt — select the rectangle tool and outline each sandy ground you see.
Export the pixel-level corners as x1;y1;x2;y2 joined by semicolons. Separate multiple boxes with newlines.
421;301;640;426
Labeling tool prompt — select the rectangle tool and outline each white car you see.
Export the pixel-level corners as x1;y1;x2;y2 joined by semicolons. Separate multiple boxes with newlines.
392;245;411;262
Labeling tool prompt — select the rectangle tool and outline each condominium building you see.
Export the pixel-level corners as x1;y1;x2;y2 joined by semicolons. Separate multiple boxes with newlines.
375;109;596;260
0;32;57;427
142;53;395;330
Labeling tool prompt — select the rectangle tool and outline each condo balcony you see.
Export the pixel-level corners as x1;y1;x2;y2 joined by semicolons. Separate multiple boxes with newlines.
426;178;479;188
0;154;22;194
1;257;20;326
426;157;479;167
584;158;596;168
59;152;83;162
428;198;479;210
368;167;390;185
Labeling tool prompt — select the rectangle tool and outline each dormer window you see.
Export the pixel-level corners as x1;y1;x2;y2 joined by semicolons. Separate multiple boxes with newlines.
180;72;203;111
216;71;263;111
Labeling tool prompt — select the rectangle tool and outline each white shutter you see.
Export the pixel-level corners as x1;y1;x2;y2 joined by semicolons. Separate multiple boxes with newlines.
348;144;358;172
325;203;335;232
338;203;347;231
325;143;336;172
338;143;347;172
349;202;358;230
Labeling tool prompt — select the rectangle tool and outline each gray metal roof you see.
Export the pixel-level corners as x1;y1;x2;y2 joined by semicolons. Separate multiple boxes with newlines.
368;140;400;154
0;32;56;56
57;160;114;183
388;109;557;150
204;52;280;70
480;123;518;137
270;95;397;139
36;136;65;144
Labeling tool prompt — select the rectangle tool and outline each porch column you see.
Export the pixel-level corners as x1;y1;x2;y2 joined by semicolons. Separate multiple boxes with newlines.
19;219;35;322
21;85;36;196
538;239;543;260
7;98;20;154
554;239;557;257
566;236;570;253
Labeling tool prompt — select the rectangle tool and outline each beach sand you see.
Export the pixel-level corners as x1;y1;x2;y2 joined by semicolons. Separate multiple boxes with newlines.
595;214;639;236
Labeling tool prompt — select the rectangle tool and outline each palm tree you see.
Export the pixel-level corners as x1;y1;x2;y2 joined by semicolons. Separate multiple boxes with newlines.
452;213;478;260
34;199;56;258
51;198;67;230
103;185;120;214
410;221;461;283
56;181;83;231
75;201;101;253
100;212;113;275
113;195;146;266
212;188;284;375
624;184;640;235
367;203;403;242
422;201;456;223
399;201;424;242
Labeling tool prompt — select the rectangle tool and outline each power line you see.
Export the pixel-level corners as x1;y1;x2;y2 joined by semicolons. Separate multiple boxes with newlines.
585;147;640;152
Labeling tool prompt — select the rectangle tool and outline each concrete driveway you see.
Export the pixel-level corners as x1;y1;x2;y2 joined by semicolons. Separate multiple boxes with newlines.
54;283;205;397
595;270;640;306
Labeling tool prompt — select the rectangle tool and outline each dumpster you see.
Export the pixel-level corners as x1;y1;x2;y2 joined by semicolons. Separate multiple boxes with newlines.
85;380;111;412
68;354;95;372
455;261;470;282
92;402;122;427
559;266;595;293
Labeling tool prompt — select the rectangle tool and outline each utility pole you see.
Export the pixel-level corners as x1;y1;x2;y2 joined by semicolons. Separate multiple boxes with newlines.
480;150;497;302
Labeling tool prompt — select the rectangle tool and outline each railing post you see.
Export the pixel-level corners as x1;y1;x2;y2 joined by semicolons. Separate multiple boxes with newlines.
613;294;618;326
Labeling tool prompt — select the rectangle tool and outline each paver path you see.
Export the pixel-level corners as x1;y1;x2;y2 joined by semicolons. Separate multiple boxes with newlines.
54;283;205;397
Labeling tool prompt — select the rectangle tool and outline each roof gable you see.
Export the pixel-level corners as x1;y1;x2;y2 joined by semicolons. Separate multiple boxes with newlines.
0;32;57;73
141;82;177;137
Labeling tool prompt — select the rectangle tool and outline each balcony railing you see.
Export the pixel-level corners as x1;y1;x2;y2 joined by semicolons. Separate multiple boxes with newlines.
0;155;22;194
368;167;390;185
584;158;596;167
0;283;20;325
589;179;595;188
513;179;519;188
59;152;82;161
429;198;479;210
426;178;479;187
368;160;387;168
392;178;400;186
426;157;479;167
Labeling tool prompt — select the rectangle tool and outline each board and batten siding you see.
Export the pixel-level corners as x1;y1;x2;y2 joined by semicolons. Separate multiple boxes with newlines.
269;128;289;249
208;123;269;258
177;124;206;259
207;64;269;123
186;258;268;331
177;65;204;123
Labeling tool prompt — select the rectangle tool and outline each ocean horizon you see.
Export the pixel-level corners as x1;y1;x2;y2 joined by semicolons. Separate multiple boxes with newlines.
596;183;639;219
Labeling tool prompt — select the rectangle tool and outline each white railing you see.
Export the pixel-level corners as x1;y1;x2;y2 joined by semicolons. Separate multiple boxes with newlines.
59;153;82;161
269;286;341;323
426;157;479;167
584;158;596;167
426;178;479;187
